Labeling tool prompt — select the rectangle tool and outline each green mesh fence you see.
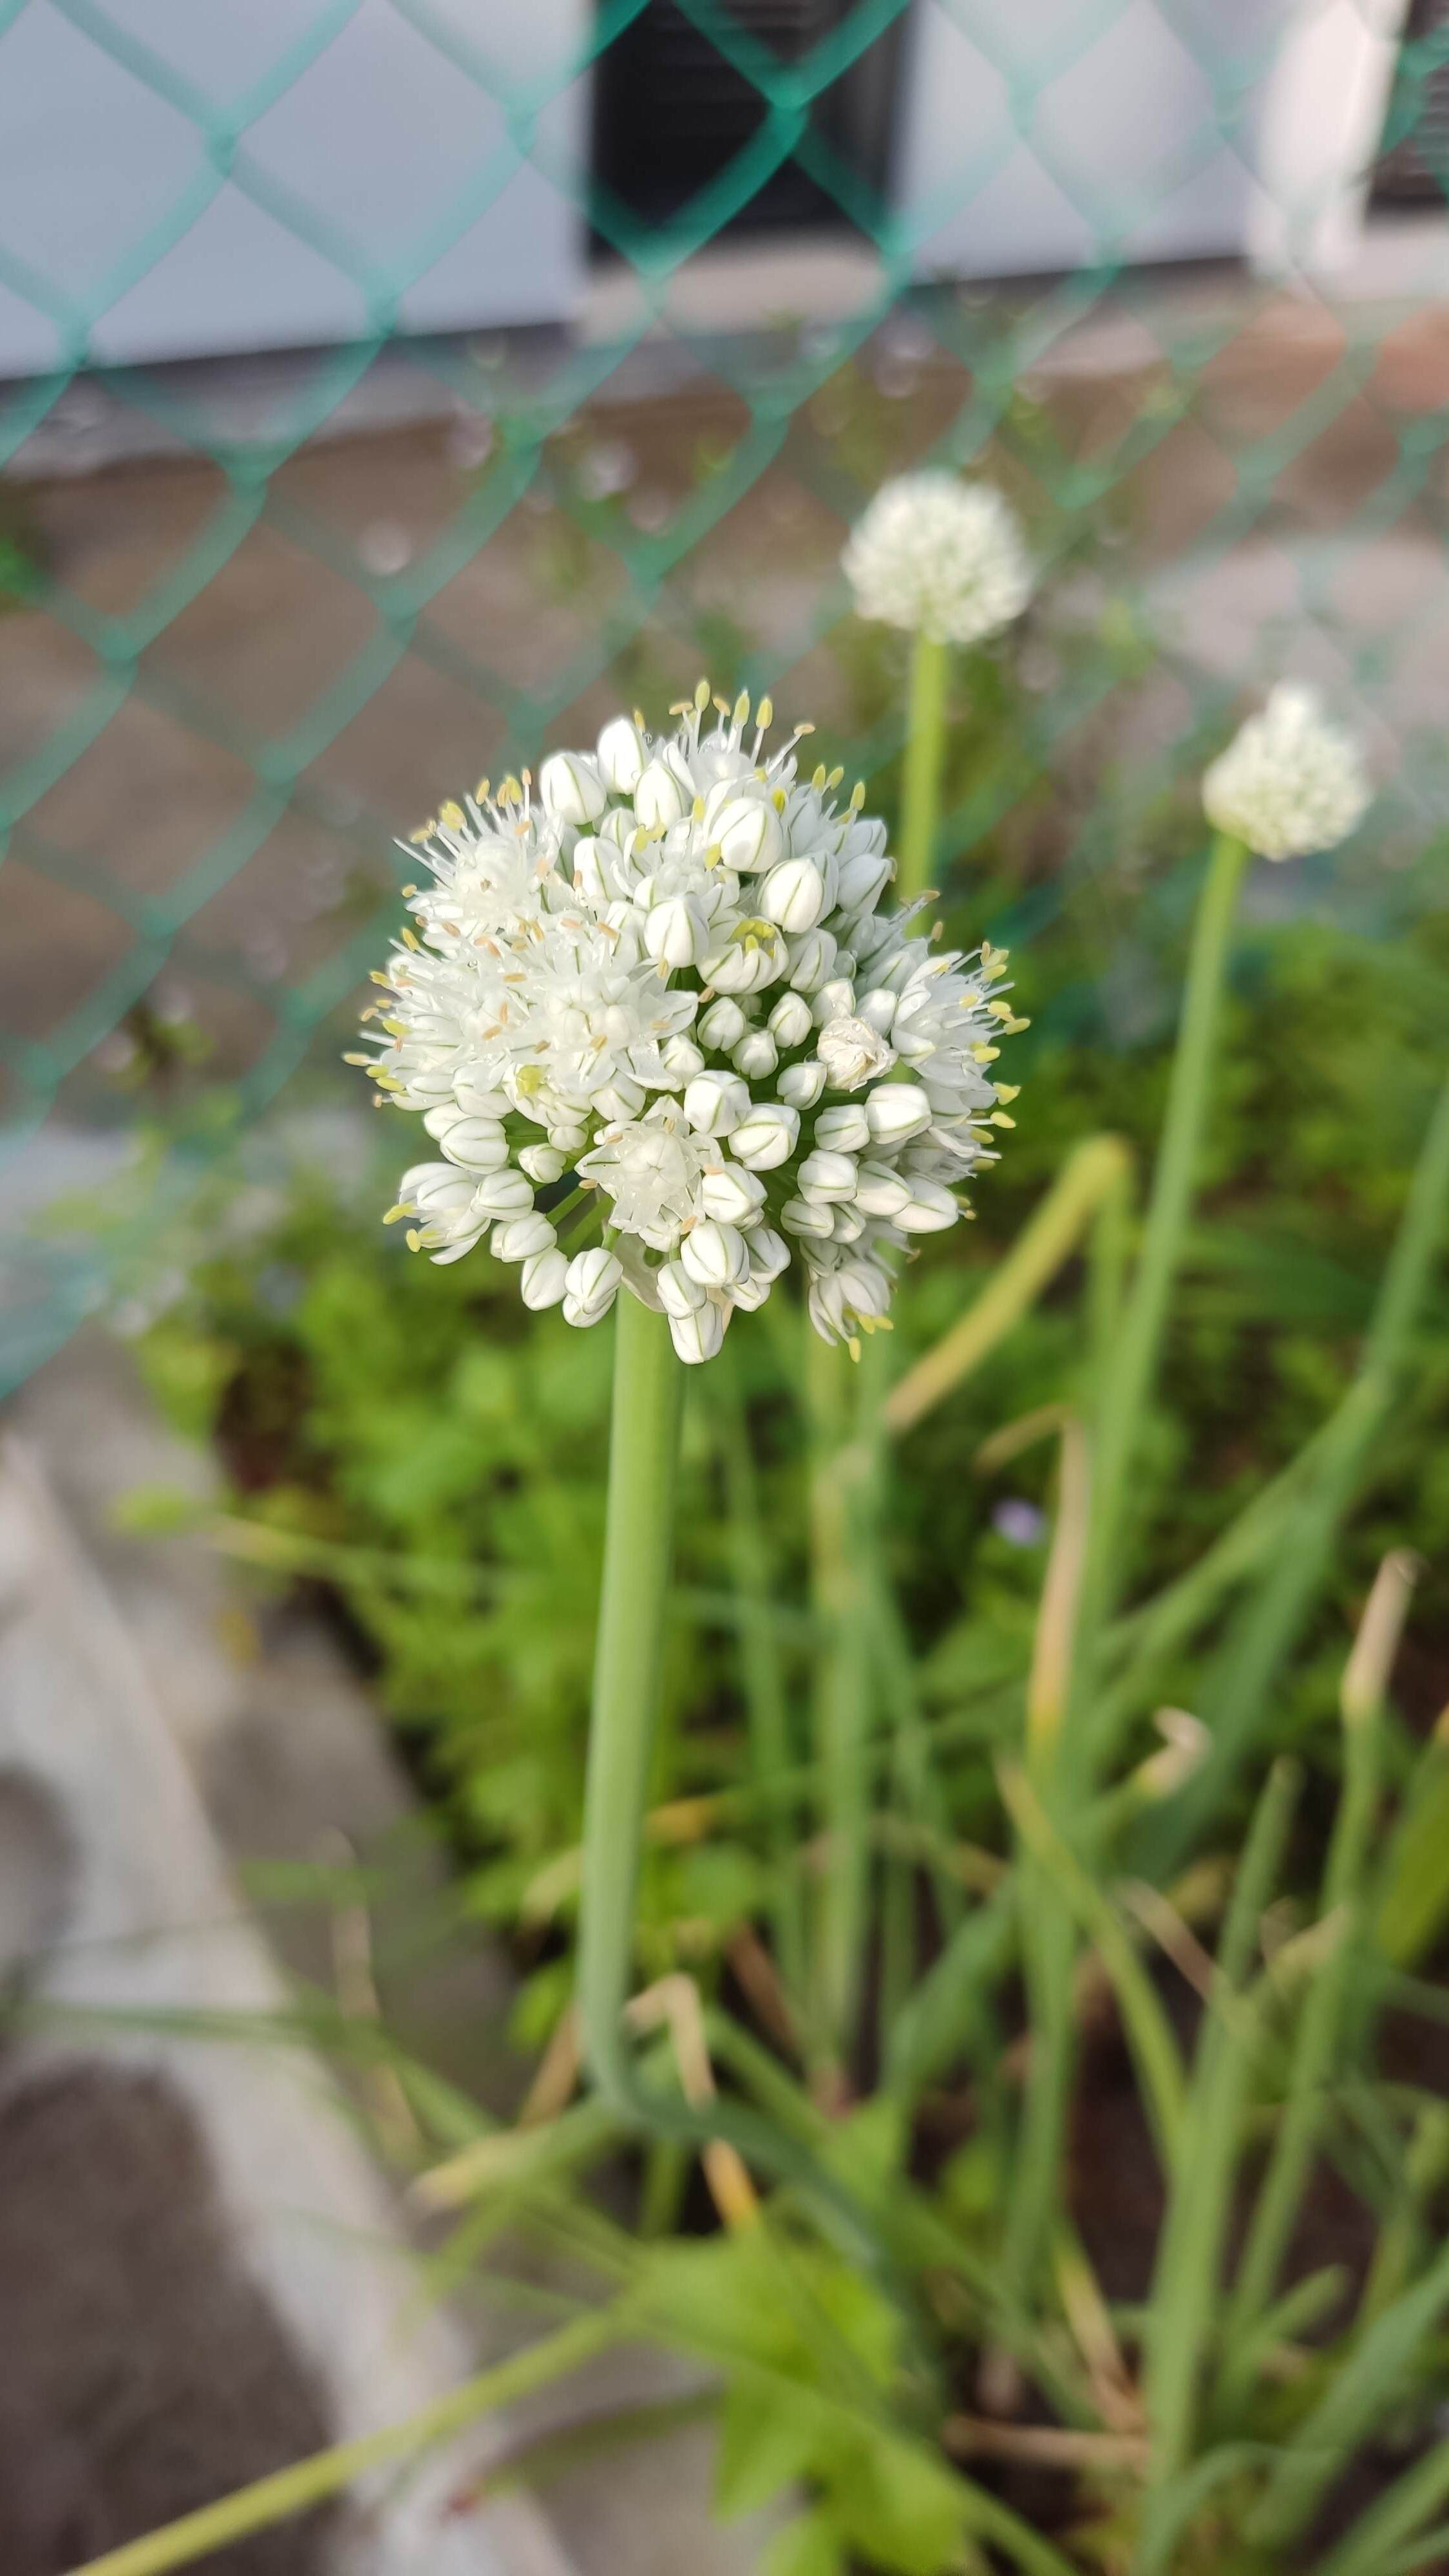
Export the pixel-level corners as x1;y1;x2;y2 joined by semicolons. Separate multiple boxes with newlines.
2;0;1448;1388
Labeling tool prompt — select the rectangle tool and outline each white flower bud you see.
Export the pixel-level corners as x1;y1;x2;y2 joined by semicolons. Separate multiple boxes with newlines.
634;760;688;831
453;1072;512;1120
540;750;606;826
599;804;637;851
858;987;898;1036
712;795;784;873
681;1218;749;1286
777;1059;827;1110
831;1202;867;1243
593;1077;646;1122
767;990;813;1049
660;1034;706;1081
798;1148;858;1202
818;1014;896;1090
786;927;838;992
473;1166;535;1218
732;1029;778;1081
835;849;893;912
747;1227;790;1282
699;1162;767;1226
645;893;708;970
728;1103;799;1169
548;1118;588;1153
698;996;748;1051
493;1210;557;1261
597;715;647;794
1202;684;1370;860
684;1070;750;1136
701;923;788;994
521;1247;569;1309
670;1299;726;1365
781;1196;835;1238
562;1246;622;1324
519;1143;568;1184
864;1083;931;1144
439;1116;510;1173
853;1159;914;1218
814;977;857;1025
730;1271;773;1312
814;1103;871;1154
896;1177;960;1233
657;1259;706;1318
760;855;828;933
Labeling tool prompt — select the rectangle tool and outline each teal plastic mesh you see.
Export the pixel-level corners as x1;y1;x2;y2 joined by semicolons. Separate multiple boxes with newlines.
1;0;1447;1385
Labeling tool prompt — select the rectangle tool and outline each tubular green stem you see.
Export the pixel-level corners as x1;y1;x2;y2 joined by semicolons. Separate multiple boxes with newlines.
573;1294;906;2286
897;629;950;904
1077;831;1249;1687
578;1289;683;2109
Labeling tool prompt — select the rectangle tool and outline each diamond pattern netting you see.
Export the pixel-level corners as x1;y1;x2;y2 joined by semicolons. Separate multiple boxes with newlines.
1;0;1447;1385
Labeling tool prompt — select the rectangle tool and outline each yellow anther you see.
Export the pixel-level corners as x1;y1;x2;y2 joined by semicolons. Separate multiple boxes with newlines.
400;927;421;951
826;765;844;790
438;800;464;830
771;786;786;810
756;695;772;730
341;1051;370;1066
475;777;491;802
695;676;711;710
383;1203;410;1223
811;763;827;790
405;1227;422;1250
994;1082;1021;1103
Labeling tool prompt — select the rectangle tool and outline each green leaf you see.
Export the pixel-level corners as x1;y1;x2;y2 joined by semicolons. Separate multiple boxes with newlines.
761;2510;846;2576
715;2382;822;2522
826;2434;965;2576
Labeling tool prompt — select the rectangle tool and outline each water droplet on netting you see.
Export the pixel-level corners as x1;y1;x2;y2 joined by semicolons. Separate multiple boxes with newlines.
578;439;637;500
628;490;670;533
151;983;193;1025
93;1031;137;1074
360;521;413;576
873;354;920;400
448;413;494;471
245;927;289;981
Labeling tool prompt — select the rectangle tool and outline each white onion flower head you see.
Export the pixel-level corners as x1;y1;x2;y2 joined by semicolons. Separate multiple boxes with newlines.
1202;685;1370;861
842;472;1033;647
359;681;1023;1359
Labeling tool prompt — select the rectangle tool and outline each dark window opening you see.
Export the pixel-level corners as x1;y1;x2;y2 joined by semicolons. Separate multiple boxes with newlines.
589;0;906;251
1372;0;1449;208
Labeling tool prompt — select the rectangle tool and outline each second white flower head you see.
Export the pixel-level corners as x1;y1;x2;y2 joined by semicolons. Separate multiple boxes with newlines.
842;471;1033;647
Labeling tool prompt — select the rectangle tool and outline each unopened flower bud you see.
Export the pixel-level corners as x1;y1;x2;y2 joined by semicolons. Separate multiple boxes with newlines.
767;990;813;1049
681;1218;749;1287
453;1073;512;1120
658;1259;706;1318
797;1148;858;1202
747;1227;790;1282
670;1299;726;1365
518;1143;568;1185
777;1059;827;1110
521;1247;569;1309
865;1083;931;1144
493;1210;557;1262
660;1034;705;1081
540;750;606;826
597;715;647;793
760;855;828;933
814;1103;871;1154
699;1161;767;1226
645;893;708;969
853;1159;914;1218
698;996;748;1050
634;760;688;831
701;924;788;995
684;1070;750;1136
896;1177;960;1233
858;987;898;1035
786;928;838;992
562;1246;622;1324
439;1116;510;1173
571;836;618;905
732;1029;778;1081
713;795;784;873
728;1103;799;1169
781;1196;835;1238
474;1167;535;1218
835;849;892;912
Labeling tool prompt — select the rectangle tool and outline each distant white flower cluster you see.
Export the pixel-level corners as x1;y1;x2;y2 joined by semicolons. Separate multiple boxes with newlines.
359;685;1023;1363
842;471;1033;646
1202;685;1370;861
